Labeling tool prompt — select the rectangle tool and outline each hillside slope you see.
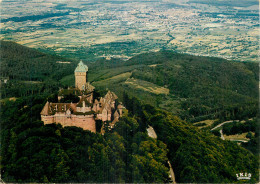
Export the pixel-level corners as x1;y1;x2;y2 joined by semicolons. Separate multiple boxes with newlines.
0;40;77;98
0;40;77;81
81;51;258;122
3;41;255;121
122;96;259;183
1;42;258;183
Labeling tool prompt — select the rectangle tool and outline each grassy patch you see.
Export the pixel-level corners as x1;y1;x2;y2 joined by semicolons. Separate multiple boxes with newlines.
224;132;254;142
92;72;132;87
124;78;169;95
148;64;162;67
194;119;217;128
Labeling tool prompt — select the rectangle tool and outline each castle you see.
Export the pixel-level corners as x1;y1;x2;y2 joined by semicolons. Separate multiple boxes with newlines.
40;61;124;133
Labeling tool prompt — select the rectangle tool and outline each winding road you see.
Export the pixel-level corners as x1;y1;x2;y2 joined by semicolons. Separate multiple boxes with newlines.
211;120;239;131
211;120;250;143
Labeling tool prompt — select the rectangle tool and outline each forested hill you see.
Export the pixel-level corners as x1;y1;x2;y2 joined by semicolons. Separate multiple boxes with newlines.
127;51;258;98
87;50;258;122
1;41;258;121
0;41;259;183
0;40;77;81
0;40;78;98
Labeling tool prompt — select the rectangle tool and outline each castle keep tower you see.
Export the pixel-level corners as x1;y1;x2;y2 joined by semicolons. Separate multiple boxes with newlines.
75;61;88;90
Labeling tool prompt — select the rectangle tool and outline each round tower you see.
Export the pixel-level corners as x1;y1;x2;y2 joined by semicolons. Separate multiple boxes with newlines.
75;61;88;90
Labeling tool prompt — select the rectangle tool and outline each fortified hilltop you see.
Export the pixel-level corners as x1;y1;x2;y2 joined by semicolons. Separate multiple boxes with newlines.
41;61;124;132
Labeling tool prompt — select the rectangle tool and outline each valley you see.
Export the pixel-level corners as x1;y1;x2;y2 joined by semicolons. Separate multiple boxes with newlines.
1;0;259;62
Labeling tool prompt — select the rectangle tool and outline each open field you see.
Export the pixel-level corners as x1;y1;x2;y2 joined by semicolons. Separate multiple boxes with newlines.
1;0;258;62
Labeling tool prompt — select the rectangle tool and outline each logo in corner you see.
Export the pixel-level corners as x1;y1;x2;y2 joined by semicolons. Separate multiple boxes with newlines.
236;173;251;180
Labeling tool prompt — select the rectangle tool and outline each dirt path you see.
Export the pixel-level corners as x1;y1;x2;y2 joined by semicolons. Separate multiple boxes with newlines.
220;129;225;140
147;126;176;184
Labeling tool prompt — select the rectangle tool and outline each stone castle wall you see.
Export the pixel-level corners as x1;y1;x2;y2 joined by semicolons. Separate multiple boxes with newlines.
41;115;54;124
41;114;96;133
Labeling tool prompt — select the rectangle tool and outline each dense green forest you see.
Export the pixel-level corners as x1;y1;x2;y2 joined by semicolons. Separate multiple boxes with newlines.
0;41;259;183
128;52;258;122
1;95;169;183
1;92;258;183
0;40;77;99
122;94;259;183
221;119;259;155
0;40;77;81
223;120;257;136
